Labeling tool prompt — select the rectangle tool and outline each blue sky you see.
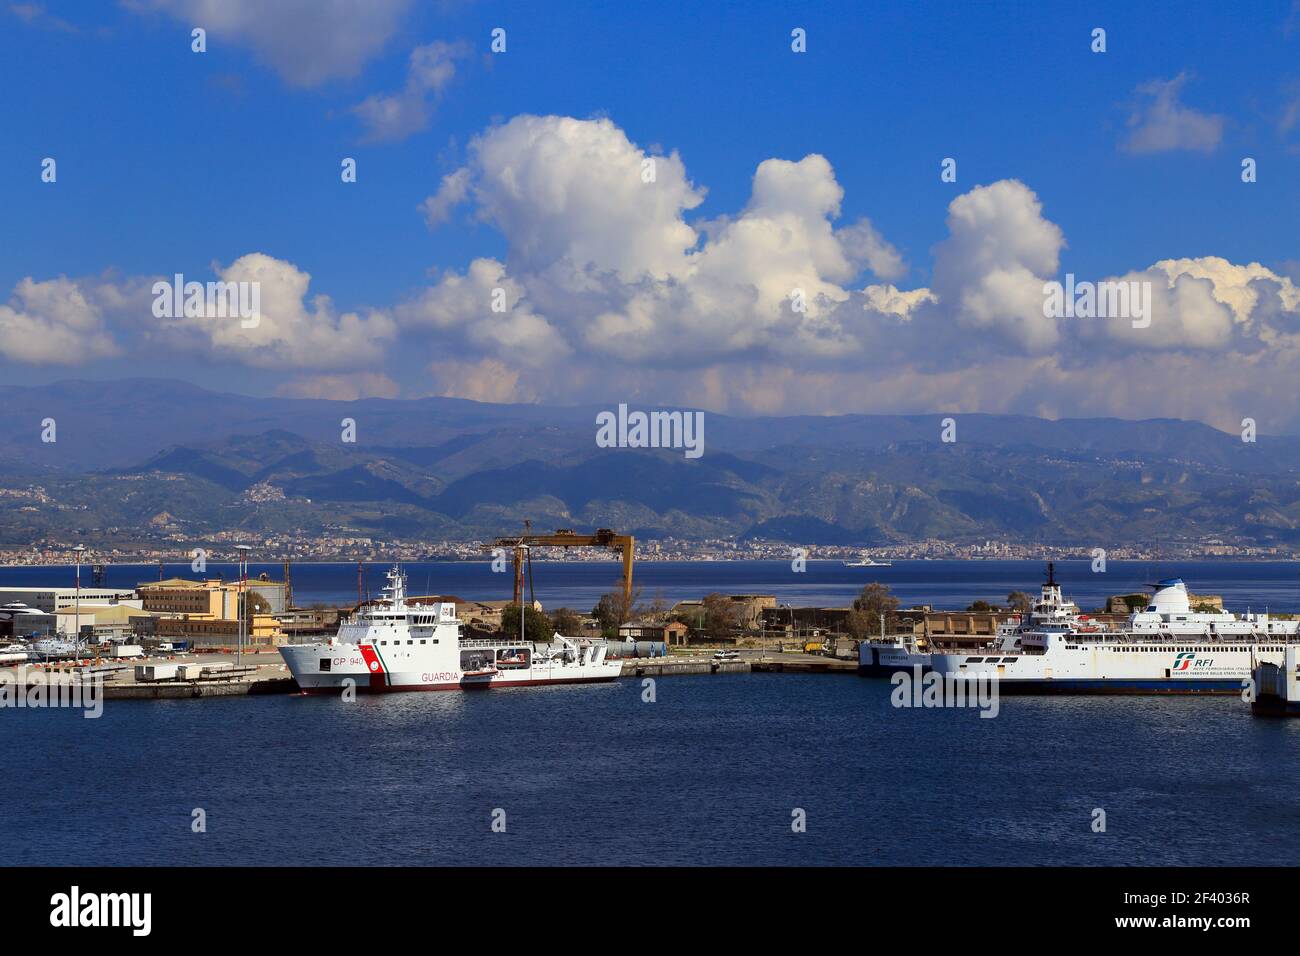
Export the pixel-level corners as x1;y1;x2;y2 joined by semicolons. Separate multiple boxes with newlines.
3;0;1300;431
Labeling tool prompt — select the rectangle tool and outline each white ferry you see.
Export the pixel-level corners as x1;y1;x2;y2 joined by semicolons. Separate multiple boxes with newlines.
857;633;930;676
859;562;1087;676
279;567;622;694
928;573;1299;695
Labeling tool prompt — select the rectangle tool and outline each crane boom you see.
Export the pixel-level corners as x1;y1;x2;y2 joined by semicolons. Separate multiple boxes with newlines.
488;528;635;606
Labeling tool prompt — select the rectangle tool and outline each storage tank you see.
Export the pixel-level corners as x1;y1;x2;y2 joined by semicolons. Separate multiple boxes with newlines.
605;640;666;659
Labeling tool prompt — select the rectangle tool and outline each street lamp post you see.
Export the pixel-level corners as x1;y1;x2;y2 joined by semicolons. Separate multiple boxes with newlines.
235;545;252;666
518;545;529;645
73;544;86;658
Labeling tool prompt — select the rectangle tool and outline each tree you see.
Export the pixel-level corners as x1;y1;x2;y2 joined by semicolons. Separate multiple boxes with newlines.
966;600;995;613
641;593;669;621
700;592;741;640
549;607;583;636
592;593;621;632
844;607;875;640
1007;591;1033;612
501;603;552;643
592;586;643;633
853;582;900;626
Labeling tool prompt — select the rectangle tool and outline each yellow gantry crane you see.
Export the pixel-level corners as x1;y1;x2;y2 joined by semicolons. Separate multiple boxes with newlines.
489;526;635;606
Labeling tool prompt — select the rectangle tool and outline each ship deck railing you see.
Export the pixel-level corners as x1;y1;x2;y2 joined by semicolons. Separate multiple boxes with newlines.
1035;632;1300;646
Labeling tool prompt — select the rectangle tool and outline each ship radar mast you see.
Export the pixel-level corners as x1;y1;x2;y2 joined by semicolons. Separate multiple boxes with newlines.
382;565;407;609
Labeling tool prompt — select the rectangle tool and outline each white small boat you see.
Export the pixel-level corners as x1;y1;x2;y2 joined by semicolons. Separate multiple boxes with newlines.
0;642;30;665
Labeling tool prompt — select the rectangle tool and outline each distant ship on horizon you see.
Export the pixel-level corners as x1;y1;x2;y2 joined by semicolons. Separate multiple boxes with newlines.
843;554;892;567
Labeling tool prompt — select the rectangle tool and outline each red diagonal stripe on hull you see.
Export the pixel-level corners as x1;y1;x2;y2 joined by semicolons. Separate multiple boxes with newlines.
357;644;388;689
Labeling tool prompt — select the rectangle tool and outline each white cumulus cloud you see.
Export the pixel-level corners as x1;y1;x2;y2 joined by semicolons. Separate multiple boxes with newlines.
154;253;396;369
0;276;121;364
397;114;1300;428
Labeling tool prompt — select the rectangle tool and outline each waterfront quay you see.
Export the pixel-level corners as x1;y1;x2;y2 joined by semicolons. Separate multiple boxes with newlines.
620;648;856;678
4;651;295;699
0;647;850;703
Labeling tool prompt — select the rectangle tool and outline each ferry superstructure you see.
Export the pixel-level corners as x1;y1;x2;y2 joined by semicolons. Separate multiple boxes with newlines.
857;632;930;676
279;567;622;694
859;561;1085;676
927;573;1299;694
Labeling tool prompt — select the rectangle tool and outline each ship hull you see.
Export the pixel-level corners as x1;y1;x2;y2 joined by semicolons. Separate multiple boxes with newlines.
857;644;931;677
294;672;622;694
279;641;622;695
927;644;1282;696
976;678;1241;695
1252;696;1300;716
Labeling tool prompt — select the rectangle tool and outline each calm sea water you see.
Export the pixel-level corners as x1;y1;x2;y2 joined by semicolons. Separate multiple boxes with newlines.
6;558;1300;612
4;559;1300;866
4;675;1299;866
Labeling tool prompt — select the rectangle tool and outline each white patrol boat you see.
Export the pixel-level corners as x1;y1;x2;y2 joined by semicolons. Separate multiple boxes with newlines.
927;571;1300;695
279;566;622;694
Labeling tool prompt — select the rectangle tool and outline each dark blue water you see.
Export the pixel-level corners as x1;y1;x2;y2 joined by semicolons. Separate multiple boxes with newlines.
6;559;1300;865
7;559;1300;613
5;675;1299;866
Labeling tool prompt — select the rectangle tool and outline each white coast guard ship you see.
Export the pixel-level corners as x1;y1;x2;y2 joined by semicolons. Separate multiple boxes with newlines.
927;571;1300;695
279;567;622;694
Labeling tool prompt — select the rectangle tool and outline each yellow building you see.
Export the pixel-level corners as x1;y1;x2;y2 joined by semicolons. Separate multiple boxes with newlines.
153;613;282;649
138;578;217;615
138;577;287;616
138;577;286;649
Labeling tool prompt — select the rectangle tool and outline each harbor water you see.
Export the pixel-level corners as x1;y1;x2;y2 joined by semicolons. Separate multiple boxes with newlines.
4;674;1299;865
4;559;1300;865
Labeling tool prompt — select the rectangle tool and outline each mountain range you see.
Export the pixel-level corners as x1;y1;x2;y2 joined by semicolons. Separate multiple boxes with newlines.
3;379;1300;549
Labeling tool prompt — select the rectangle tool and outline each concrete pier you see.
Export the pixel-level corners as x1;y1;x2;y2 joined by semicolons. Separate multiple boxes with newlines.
4;648;855;702
621;659;750;677
3;652;297;700
750;658;856;674
619;650;855;677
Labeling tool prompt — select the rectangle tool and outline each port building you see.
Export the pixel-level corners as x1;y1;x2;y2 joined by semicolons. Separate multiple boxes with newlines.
55;604;157;641
618;620;689;646
0;586;138;613
0;602;56;639
136;575;288;650
138;576;287;615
